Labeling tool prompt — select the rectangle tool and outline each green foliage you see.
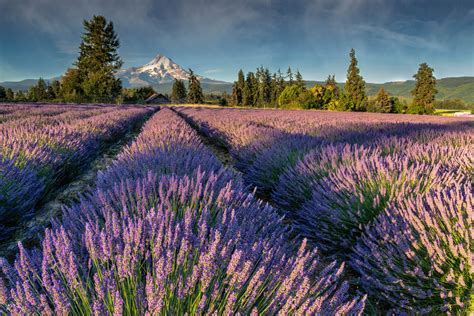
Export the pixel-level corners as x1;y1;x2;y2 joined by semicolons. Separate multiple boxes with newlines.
278;84;312;108
0;86;5;100
187;69;204;104
75;15;123;103
435;98;472;110
344;48;367;111
409;63;437;114
61;68;83;103
328;93;350;111
271;69;286;105
231;69;245;106
5;88;14;101
367;87;392;113
391;97;407;114
219;94;228;106
243;72;257;106
295;69;304;89
47;80;61;100
28;78;48;102
122;87;156;104
14;91;27;102
171;79;187;103
287;66;294;85
256;66;272;105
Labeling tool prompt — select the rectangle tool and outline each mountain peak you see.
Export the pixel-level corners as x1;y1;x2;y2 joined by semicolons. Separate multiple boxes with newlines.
118;53;193;86
117;53;227;88
144;54;175;68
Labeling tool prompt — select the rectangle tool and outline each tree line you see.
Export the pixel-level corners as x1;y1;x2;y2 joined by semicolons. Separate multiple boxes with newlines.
0;15;454;115
230;49;438;114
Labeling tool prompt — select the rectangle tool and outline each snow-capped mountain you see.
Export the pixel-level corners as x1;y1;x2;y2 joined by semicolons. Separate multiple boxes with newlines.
117;54;219;87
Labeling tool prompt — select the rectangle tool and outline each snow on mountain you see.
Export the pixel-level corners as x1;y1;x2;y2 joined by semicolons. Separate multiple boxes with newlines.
117;54;215;87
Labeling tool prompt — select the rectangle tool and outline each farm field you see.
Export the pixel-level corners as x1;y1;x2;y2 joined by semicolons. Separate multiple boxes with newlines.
0;104;472;314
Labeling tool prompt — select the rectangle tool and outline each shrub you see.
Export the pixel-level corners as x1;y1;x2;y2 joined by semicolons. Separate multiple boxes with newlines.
351;183;472;314
298;156;460;254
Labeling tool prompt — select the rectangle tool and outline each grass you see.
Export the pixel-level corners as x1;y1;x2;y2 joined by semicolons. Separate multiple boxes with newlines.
434;109;472;116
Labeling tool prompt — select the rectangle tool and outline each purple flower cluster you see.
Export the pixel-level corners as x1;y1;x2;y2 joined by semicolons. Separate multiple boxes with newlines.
176;107;473;313
352;183;472;313
0;108;366;315
0;104;151;227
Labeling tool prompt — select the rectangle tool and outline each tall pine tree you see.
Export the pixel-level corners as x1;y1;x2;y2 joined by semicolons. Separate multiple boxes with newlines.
232;69;245;106
295;70;304;89
187;69;204;104
76;16;122;103
409;63;437;114
344;48;367;111
5;88;14;101
171;79;187;103
287;66;294;85
257;67;272;106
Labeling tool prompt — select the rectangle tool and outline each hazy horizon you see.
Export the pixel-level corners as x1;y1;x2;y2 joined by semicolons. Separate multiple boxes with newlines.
1;0;473;83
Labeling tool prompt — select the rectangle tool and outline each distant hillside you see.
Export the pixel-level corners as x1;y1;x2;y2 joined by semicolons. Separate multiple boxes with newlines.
304;76;474;104
366;77;474;103
2;76;473;104
0;79;52;91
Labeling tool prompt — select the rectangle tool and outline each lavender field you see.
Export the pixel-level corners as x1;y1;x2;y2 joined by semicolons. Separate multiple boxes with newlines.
0;104;472;315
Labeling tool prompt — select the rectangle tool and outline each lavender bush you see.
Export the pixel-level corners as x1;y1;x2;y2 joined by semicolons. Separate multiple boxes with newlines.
298;156;463;254
273;143;380;212
352;183;473;314
0;104;151;225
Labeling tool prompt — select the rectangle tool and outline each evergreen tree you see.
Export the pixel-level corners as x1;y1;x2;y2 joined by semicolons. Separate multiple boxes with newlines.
243;72;256;106
325;75;338;93
47;85;56;100
28;86;38;102
287;66;294;85
15;91;26;102
5;88;14;101
295;69;304;89
171;79;187;103
374;87;392;113
60;68;83;103
344;48;367;111
0;86;6;100
271;69;286;106
231;83;239;106
322;75;339;109
220;92;229;106
232;69;245;106
270;73;278;104
49;80;61;99
409;63;437;114
29;78;48;101
76;15;122;102
257;67;272;106
187;69;203;104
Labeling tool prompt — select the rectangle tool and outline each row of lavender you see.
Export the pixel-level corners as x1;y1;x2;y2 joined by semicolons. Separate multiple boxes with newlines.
0;104;152;237
0;108;367;314
177;107;473;314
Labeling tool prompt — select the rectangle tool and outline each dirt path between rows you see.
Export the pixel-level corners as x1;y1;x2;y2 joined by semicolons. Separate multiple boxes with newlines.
171;107;277;205
0;110;156;260
172;107;238;170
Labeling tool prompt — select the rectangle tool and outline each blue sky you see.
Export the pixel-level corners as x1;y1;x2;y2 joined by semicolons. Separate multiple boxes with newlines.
0;0;473;83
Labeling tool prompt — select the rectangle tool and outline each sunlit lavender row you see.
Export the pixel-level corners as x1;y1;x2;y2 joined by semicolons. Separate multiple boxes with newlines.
0;104;151;238
177;107;473;314
0;108;366;315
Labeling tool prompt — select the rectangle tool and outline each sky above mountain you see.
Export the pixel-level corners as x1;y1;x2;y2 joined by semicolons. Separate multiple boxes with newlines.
0;0;473;83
